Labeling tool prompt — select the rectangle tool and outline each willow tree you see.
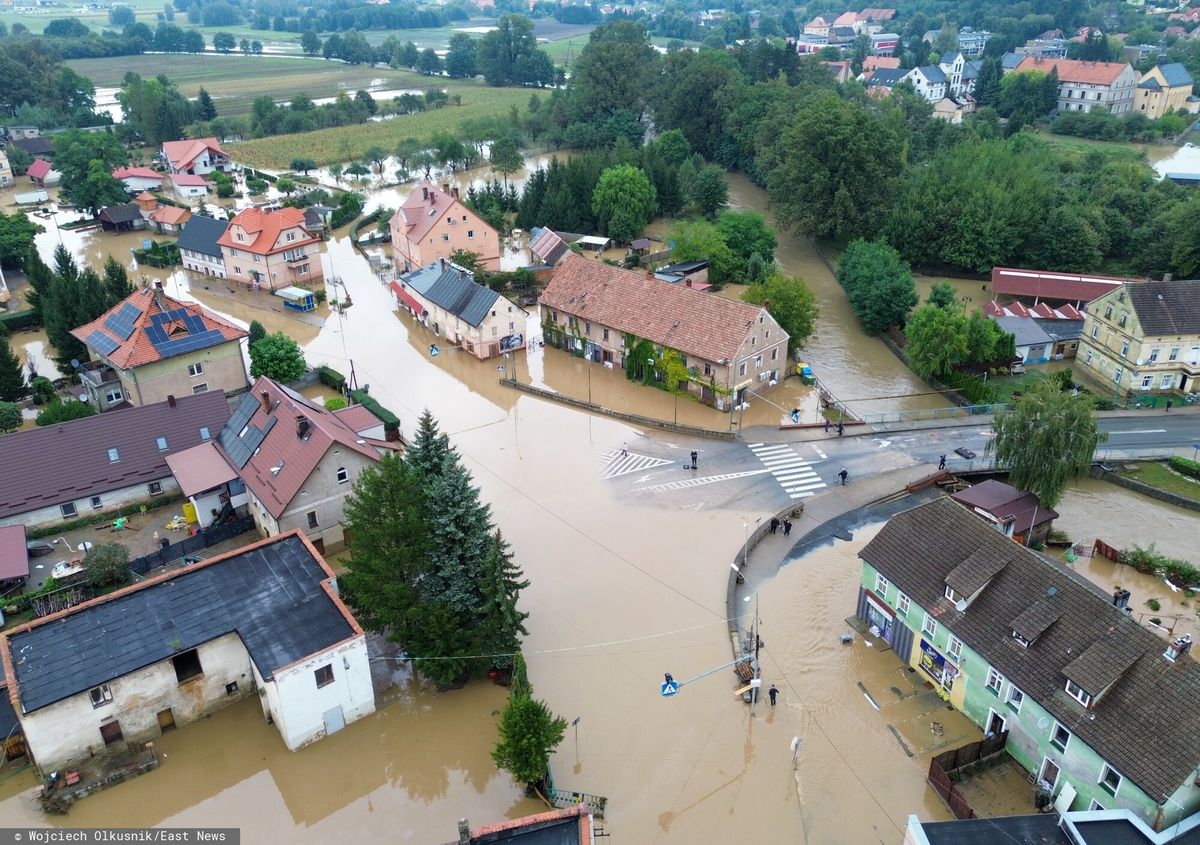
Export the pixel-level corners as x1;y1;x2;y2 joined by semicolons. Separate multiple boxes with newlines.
988;379;1107;507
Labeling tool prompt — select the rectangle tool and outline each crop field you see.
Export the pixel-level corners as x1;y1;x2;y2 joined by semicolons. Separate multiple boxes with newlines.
227;80;532;168
69;54;447;116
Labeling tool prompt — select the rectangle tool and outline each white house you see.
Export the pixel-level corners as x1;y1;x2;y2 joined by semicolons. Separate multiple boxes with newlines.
111;166;164;194
170;173;210;200
176;214;229;278
0;531;375;774
0;149;11;188
161;137;230;176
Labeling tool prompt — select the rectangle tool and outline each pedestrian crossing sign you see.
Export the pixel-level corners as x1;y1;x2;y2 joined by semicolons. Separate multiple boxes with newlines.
661;681;679;697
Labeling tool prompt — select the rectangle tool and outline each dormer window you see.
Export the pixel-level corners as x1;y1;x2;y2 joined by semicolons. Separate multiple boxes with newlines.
1066;679;1093;708
1011;630;1030;648
945;585;962;603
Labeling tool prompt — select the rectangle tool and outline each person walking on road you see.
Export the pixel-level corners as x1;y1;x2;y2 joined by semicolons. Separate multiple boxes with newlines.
823;419;830;434
783;518;792;536
1167;400;1173;412
837;422;845;436
770;517;780;535
938;454;946;470
839;467;849;485
690;450;698;470
769;684;779;706
621;442;628;457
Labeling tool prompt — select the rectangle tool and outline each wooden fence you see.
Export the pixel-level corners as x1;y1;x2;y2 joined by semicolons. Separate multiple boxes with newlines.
1092;539;1121;563
926;731;1009;820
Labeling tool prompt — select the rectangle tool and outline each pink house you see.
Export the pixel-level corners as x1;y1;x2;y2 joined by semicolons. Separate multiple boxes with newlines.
389;181;501;272
161;137;230;176
217;207;323;291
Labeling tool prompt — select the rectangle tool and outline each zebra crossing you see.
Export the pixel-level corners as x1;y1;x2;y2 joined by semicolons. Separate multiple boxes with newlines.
747;442;827;499
635;468;771;493
598;449;675;479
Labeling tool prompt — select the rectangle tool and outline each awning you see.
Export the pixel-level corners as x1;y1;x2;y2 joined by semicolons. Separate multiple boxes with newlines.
274;286;313;303
166;441;238;497
390;281;427;316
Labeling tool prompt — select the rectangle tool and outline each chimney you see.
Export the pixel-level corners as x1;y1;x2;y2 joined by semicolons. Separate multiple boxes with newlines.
458;268;465;281
1112;588;1131;611
167;394;176;408
452;187;460;199
1165;634;1193;662
1163;272;1173;282
442;182;450;195
440;257;446;271
296;415;310;439
259;390;272;414
152;279;167;311
421;186;428;201
457;818;471;845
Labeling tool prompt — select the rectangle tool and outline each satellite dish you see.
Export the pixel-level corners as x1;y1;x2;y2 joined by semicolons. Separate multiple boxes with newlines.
955;599;968;612
70;358;80;369
1037;716;1050;731
78;393;88;403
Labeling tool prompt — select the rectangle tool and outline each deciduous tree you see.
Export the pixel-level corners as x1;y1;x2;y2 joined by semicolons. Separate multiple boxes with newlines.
689;164;728;218
0;402;21;434
988;379;1107;506
903;304;970;380
248;332;306;382
836;239;918;334
743;272;818;353
592;164;656;242
85;542;133;590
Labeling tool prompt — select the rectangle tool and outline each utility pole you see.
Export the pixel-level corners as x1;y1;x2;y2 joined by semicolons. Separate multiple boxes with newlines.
750;593;761;715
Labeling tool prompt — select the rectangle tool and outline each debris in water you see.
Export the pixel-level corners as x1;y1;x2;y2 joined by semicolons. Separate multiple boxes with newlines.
930;722;944;736
840;633;853;644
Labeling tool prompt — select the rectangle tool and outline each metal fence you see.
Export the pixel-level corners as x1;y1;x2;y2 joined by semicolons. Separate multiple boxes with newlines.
858;404;1007;425
950;445;1187;476
128;516;257;575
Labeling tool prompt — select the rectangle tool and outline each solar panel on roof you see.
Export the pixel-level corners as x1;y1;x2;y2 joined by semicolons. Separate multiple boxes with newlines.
144;324;167;345
153;329;225;358
102;302;141;340
182;313;206;335
86;330;120;356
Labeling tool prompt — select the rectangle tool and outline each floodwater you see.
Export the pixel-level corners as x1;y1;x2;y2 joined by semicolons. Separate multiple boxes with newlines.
724;174;948;417
1051;477;1200;640
1151;142;1200;178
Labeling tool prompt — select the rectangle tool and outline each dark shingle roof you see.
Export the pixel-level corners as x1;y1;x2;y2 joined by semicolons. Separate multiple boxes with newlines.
401;261;502;328
866;67;909;87
916;64;947;84
176;214;229;259
944;548;1008;597
0;392;231;520
859;496;1200;800
4;533;357;713
1011;598;1062;643
1159;62;1194;87
98;203;143;224
1126;279;1200;335
920;814;1069;845
11;137;53;156
1062;636;1146;696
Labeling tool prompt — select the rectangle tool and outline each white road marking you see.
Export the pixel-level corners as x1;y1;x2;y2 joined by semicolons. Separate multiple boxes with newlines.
747;443;827;498
598;450;675;479
635;469;772;493
812;446;827;460
873;439;892;449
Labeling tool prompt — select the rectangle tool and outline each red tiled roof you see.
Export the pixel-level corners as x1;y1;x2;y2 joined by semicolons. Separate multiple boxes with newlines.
112;166;162;181
833;11;858;25
441;806;593;845
26;159;51;180
332;404;382;434
861;7;896;20
0;525;28;581
170;173;210;187
216;207;316;257
223;378;382;519
162;137;225;171
1013;56;1132;85
149;205;190;225
134;191;156;202
864;56;901;71
540;254;771;365
390;181;495;246
991;267;1136;304
70;286;247;369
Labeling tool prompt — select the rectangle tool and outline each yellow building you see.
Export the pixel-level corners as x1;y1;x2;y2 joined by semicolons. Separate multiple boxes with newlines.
1072;279;1200;398
1136;62;1194;119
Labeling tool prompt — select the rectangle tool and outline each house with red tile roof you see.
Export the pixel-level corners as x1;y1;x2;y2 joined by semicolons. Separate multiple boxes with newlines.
25;158;60;187
389;181;501;273
218;207;323;290
990;267;1137;308
161;137;229;176
70;282;248;411
167;377;394;552
112;165;163;193
540;254;788;409
170;172;211;201
445;806;597;844
1011;56;1137;114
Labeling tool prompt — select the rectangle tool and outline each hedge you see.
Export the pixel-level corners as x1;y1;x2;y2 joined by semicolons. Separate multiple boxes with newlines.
1169;456;1200;481
348;388;400;434
941;370;998;405
0;310;39;332
26;493;183;539
318;365;346;392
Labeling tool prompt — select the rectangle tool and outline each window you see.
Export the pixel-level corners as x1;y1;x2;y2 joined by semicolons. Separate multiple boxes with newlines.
467;230;475;238
199;426;211;441
107;447;120;463
739;362;747;377
1084;351;1093;366
307;511;319;529
225;681;238;695
1099;764;1122;796
156;436;169;451
948;636;963;661
771;348;778;361
944;585;962;603
1089;800;1106;811
1169;346;1180;361
1118;313;1127;328
104;387;124;404
491;326;498;337
584;322;591;335
1120;340;1129;358
1005;685;1024;712
314;664;334;688
875;573;890;595
286;231;295;242
602;329;609;342
234;266;242;275
1091;323;1100;339
897;593;910;615
172;649;203;683
441;233;449;242
90;496;103;510
1161;374;1175;389
1012;630;1030;648
922;614;937;638
1050;722;1071;752
1141;375;1153;389
1148;347;1160;363
192;383;208;394
754;355;763;369
1113;366;1123;384
188;362;204;377
704;364;712;376
89;684;113;708
336;466;349;484
148;481;162;496
1065;679;1092;707
985;667;1004;695
61;502;77;518
765;329;770;338
751;336;757;346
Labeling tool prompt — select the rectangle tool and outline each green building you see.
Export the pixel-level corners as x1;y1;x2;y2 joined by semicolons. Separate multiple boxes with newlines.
856;497;1200;831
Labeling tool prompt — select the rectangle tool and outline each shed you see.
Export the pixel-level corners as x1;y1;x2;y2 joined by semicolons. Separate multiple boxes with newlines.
629;238;653;254
0;525;29;589
275;286;316;312
97;203;146;232
575;235;612;252
14;190;50;205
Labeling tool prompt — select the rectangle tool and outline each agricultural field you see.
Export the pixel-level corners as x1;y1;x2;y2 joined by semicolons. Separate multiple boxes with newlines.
69;54;442;117
227;79;532;168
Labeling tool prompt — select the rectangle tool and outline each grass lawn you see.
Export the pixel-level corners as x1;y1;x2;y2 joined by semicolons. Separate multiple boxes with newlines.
987;370;1052;403
1036;129;1161;162
1115;461;1200;503
227;78;532;168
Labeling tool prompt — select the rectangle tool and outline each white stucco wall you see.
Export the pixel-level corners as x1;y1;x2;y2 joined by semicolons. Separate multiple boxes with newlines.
19;633;254;773
0;477;180;533
276;447;377;549
265;635;374;750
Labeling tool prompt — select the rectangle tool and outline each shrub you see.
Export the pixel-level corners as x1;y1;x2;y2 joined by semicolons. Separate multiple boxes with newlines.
325;396;347;411
0;310;39;332
348;388;399;435
36;398;96;426
30;376;57;405
1168;456;1200;481
940;370;998;405
1146;597;1161;611
318;365;346;391
1120;544;1200;589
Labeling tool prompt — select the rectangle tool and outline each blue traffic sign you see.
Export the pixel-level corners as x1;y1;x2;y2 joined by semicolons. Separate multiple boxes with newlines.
661;681;679;697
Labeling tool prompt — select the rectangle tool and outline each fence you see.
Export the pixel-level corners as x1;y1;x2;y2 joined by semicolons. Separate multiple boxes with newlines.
927;731;1010;820
858;403;1007;425
127;516;257;575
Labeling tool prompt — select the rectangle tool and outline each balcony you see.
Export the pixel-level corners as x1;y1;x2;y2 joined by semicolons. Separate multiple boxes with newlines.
284;252;308;265
78;361;120;388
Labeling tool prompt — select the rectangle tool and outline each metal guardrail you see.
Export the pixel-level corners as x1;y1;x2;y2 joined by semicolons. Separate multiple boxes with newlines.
949;446;1186;475
858;404;1007;425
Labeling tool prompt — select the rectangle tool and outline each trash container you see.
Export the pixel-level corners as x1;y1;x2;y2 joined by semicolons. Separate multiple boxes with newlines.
159;537;170;550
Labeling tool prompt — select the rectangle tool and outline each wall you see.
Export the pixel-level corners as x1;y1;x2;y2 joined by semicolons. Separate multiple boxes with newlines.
729;309;789;400
181;248;227;279
1075;290;1200;396
266;635;374;750
20;632;254;773
411;284;522;360
276;446;377;549
392;202;501;271
116;340;248;406
0;477;180;533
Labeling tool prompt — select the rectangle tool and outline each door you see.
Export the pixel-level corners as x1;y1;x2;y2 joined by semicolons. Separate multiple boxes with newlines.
100;720;124;746
342;528;353;549
157;708;176;732
1039;757;1061;792
322;706;346;736
311;537;325;555
986;708;1007;737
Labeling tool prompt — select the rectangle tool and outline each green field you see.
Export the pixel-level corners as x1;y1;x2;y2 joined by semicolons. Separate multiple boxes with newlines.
1116;461;1200;503
227;77;532;168
69;53;441;116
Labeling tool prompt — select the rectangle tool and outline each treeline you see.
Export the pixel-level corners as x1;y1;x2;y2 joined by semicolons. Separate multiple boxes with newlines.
0;39;106;127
